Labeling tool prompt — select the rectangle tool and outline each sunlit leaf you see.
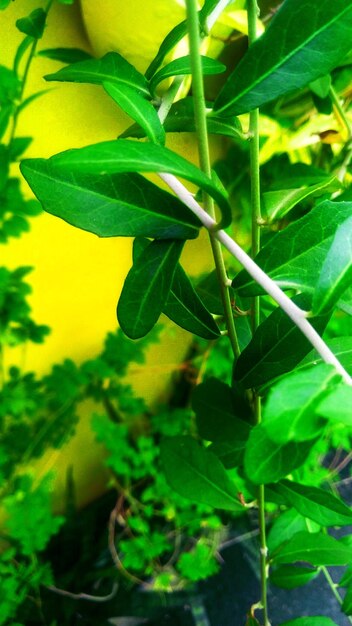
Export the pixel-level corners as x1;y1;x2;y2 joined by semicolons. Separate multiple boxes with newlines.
272;531;352;566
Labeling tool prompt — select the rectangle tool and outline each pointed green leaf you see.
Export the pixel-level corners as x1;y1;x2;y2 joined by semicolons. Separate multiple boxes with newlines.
339;564;352;588
48;139;232;229
262;364;339;444
262;176;341;223
233;295;330;389
214;0;352;115
270;564;318;590
160;435;244;511
145;20;187;80
316;383;352;425
273;480;352;527
342;587;352;616
121;97;243;140
313;216;352;314
310;75;331;99
150;55;225;94
117;238;184;339
45;52;150;97
280;617;339;626
267;509;321;554
244;424;312;485
103;81;165;145
233;201;352;297
295;337;352;377
20;159;200;240
16;8;46;39
272;531;352;566
37;47;93;64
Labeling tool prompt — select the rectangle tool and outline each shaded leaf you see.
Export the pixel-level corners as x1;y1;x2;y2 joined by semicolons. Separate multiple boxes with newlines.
48;139;232;229
37;47;93;64
293;337;352;378
233;201;352;297
267;509;320;554
272;531;352;566
104;81;165;145
244;425;312;485
342;587;352;616
20;159;200;240
16;8;46;39
272;480;352;526
150;55;225;94
270;564;318;590
117;239;184;339
280;617;339;626
214;1;352;115
160;435;244;511
313;216;352;314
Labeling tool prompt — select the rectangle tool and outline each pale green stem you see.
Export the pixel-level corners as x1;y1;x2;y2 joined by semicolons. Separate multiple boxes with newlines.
321;566;352;625
184;0;240;358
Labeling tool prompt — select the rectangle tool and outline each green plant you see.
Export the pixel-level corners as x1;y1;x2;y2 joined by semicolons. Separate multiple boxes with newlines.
5;0;352;625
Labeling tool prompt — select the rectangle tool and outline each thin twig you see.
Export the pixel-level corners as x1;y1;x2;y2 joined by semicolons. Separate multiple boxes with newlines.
46;582;118;603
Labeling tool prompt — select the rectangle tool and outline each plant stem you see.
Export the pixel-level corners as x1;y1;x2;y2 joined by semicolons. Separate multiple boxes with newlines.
185;0;240;358
157;174;352;386
321;566;352;625
329;85;352;142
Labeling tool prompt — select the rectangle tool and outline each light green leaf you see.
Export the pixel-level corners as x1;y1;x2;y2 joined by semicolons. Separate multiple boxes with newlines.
48;139;232;229
45;52;150;97
262;364;339;444
262;176;341;223
267;509;320;554
104;81;165;145
20;159;200;240
280;617;339;626
150;55;225;94
244;424;312;485
160;435;244;511
316;383;352;425
233;294;330;389
273;480;352;527
313;216;352;314
273;531;352;566
233;201;352;297
214;0;352;115
310;75;331;99
16;8;46;39
294;337;352;378
270;565;318;590
117;238;184;339
145;20;187;80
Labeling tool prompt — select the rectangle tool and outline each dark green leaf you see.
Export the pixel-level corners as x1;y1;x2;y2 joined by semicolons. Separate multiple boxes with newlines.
104;81;165;145
272;480;352;526
0;65;21;104
270;564;318;590
272;531;352;566
280;617;339;626
16;8;46;39
13;36;33;75
245;616;260;626
262;176;341;223
233;201;352;297
342;587;352;616
262;364;339;444
316;383;352;425
45;52;150;97
294;337;352;379
145;20;187;80
150;55;225;94
313;216;352;314
214;1;352;115
233;295;330;389
339;565;352;588
0;0;11;9
37;47;93;64
160;435;244;511
20;159;200;240
121;97;243;140
48;139;232;229
244;425;312;485
117;239;184;339
8;137;32;161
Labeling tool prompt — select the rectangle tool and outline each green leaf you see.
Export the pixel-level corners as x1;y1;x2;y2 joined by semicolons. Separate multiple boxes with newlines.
244;424;312;485
0;0;11;9
233;201;352;297
270;564;318;590
267;509;320;554
313;216;352;314
37;47;93;64
280;617;339;626
45;52;150;97
103;81;165;145
8;137;32;161
13;36;33;75
293;337;352;379
150;55;225;94
233;294;330;389
160;435;244;511
20;159;200;240
16;8;46;39
214;0;352;115
48;139;232;229
316;383;352;425
117;238;184;339
310;75;331;99
262;364;339;444
342;587;352;616
272;531;352;566
133;236;220;339
121;97;243;140
272;480;352;527
262;176;341;223
145;20;187;80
